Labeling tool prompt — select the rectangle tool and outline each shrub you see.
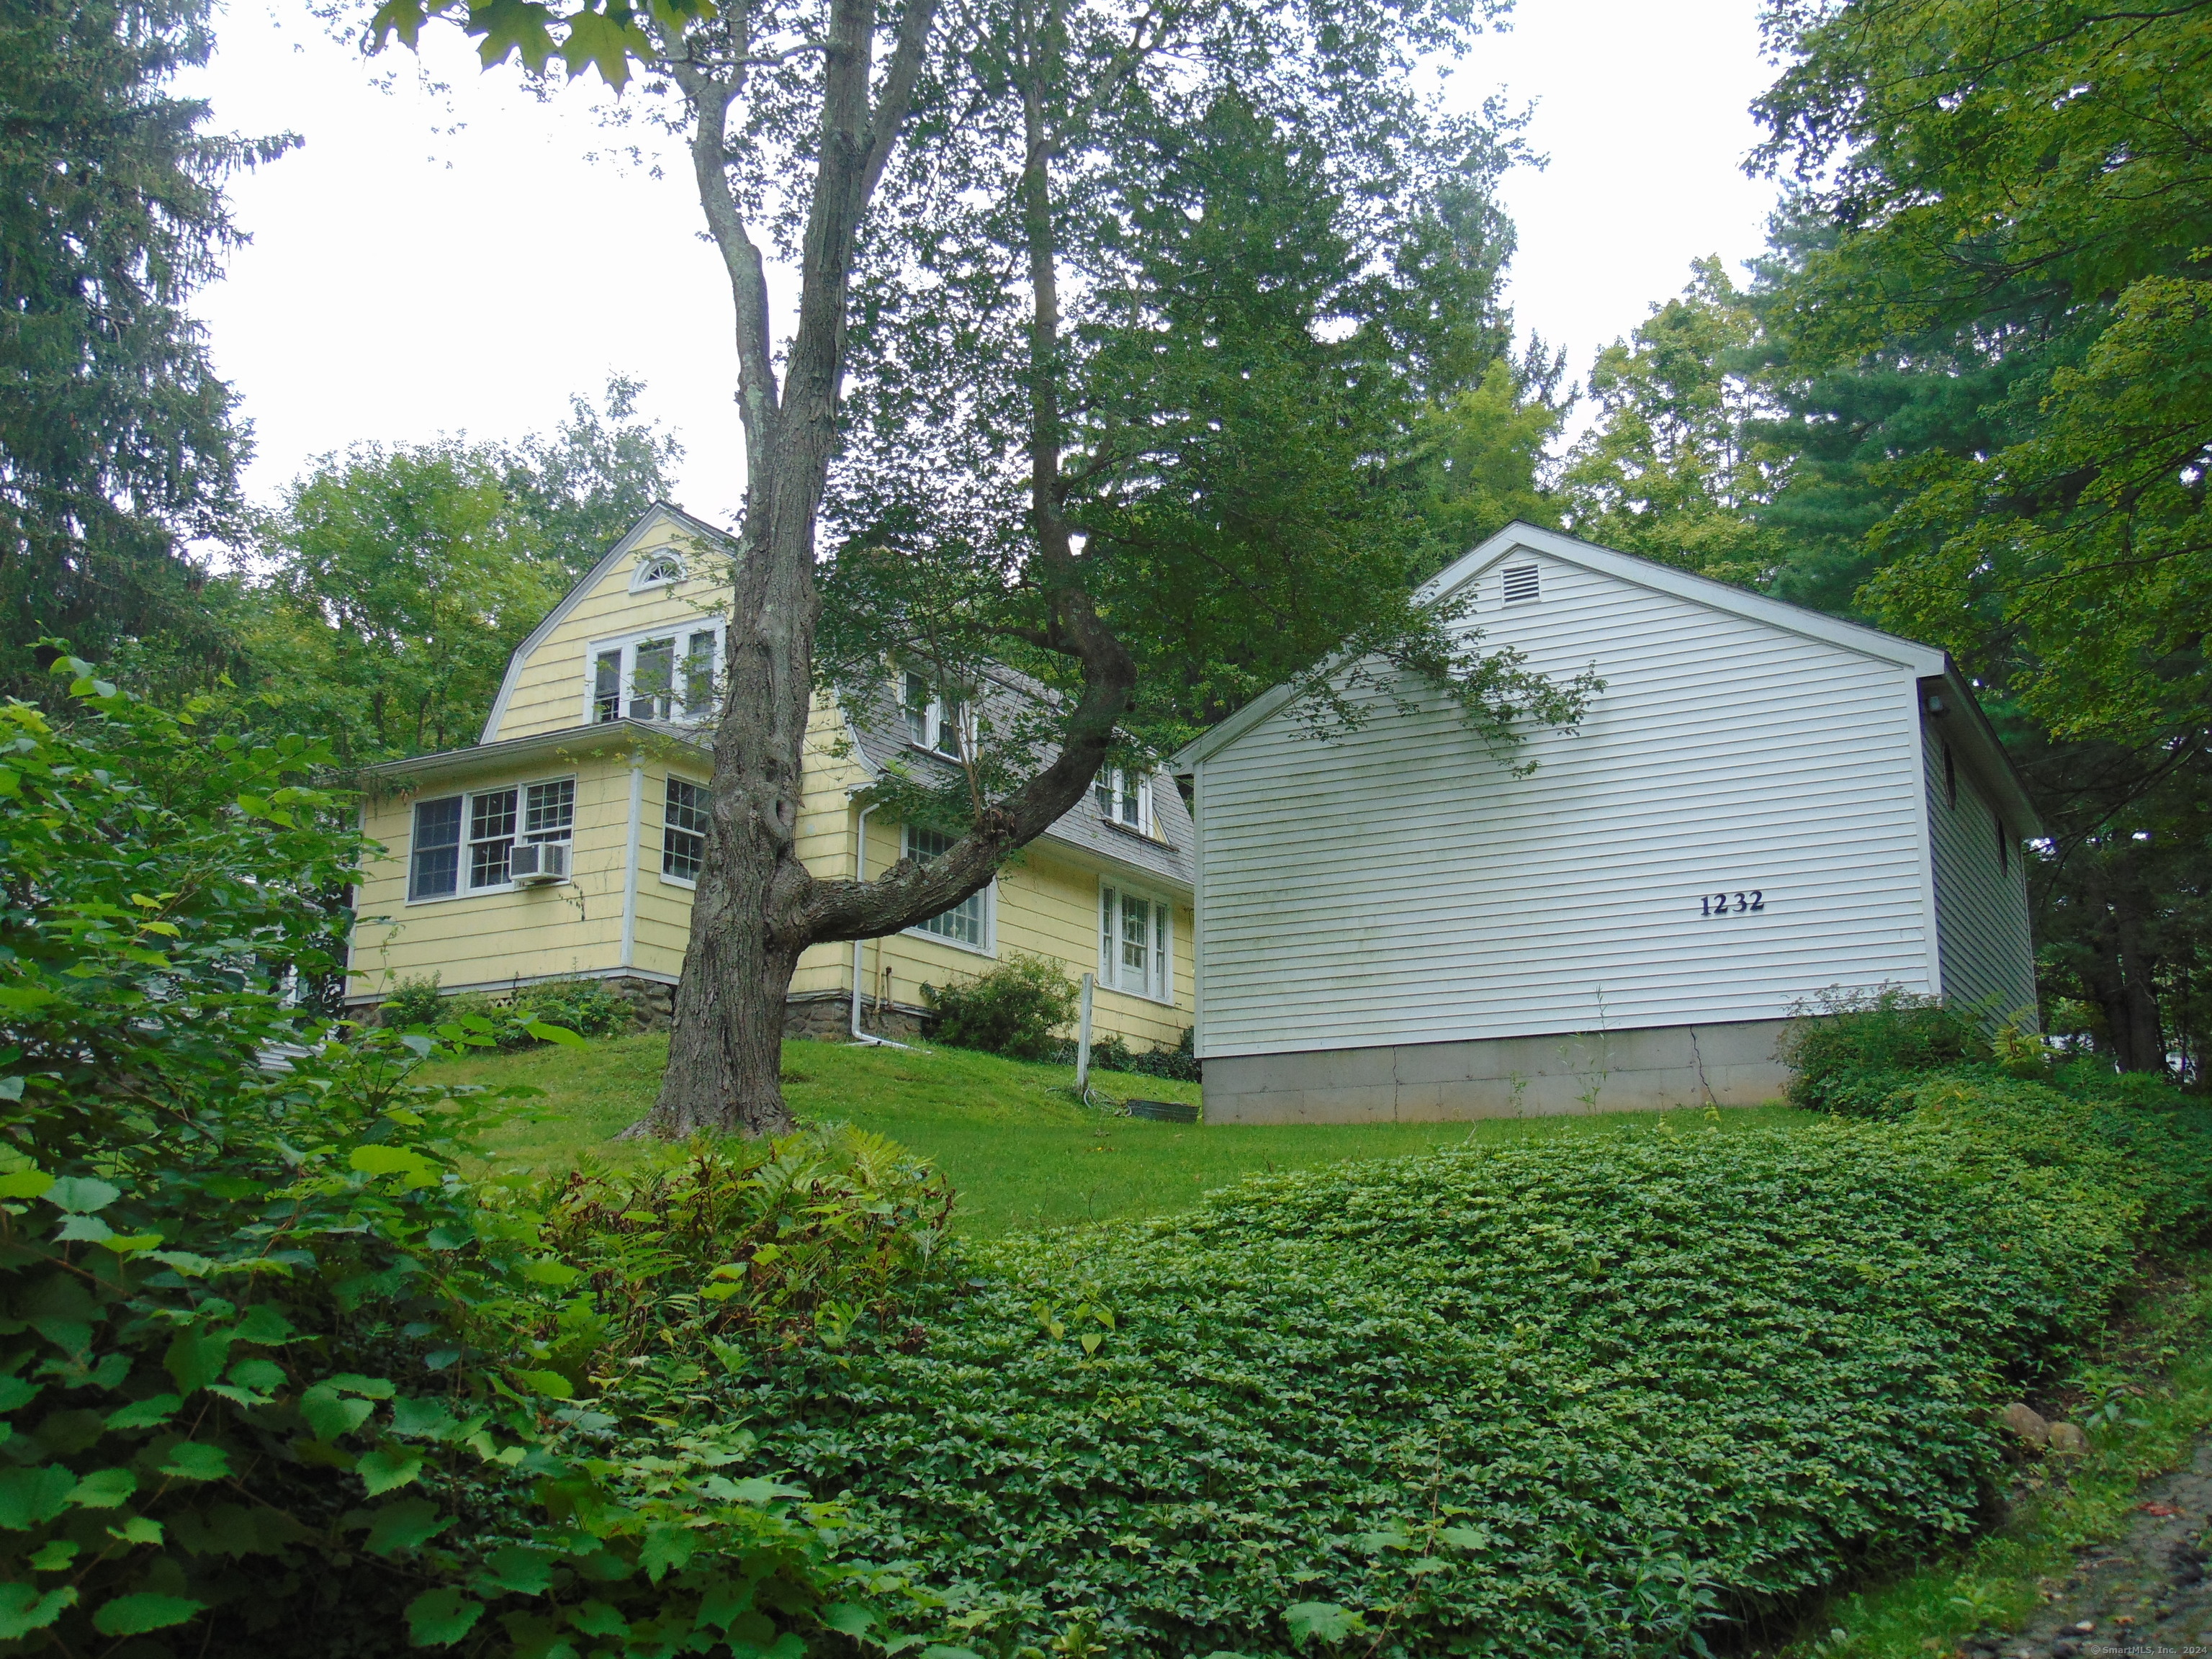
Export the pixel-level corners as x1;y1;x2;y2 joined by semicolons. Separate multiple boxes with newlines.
922;953;1078;1061
539;1125;956;1352
378;971;447;1028
706;1074;2212;1659
1777;983;1991;1112
1050;1026;1203;1082
510;976;634;1043
0;668;938;1656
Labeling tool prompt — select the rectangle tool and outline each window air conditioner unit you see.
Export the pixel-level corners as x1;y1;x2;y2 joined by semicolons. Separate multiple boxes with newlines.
511;842;570;885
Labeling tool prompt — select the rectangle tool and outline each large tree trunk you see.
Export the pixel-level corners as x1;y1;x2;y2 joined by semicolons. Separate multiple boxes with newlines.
644;0;1133;1136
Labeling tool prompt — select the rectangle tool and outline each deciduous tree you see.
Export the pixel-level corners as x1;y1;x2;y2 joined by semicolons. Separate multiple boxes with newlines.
367;0;1593;1134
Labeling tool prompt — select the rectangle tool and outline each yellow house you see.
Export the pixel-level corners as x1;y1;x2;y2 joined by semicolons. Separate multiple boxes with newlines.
344;504;1195;1051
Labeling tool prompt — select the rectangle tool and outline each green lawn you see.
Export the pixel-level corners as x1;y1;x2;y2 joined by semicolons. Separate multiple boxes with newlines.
439;1033;1808;1236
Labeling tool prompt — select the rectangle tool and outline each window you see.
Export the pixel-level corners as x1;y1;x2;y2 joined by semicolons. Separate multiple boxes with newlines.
663;776;711;883
408;778;572;901
1501;564;1540;604
683;629;719;716
468;789;518;889
589;626;724;725
1093;768;1153;834
523;779;574;843
1099;882;1171;1001
1943;742;1957;809
631;638;675;719
902;670;968;757
594;649;622;721
631;550;685;590
904;825;987;949
410;796;462;900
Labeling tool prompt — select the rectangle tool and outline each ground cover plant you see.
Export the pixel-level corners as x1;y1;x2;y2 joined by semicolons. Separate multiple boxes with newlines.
1766;1254;2212;1656
677;1070;2212;1659
439;1033;1804;1236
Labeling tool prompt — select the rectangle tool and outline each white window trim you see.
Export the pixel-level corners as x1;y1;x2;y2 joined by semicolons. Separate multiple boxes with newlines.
899;669;975;760
627;548;688;593
585;621;726;727
899;823;997;957
1093;767;1156;837
1097;875;1175;1004
405;775;576;905
659;771;709;890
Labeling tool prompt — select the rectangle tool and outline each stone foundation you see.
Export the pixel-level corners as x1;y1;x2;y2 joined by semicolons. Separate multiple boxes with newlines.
1201;1018;1794;1124
601;976;675;1031
594;981;930;1040
355;975;933;1044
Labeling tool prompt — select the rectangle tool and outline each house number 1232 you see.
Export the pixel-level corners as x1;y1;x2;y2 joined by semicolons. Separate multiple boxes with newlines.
1701;891;1766;917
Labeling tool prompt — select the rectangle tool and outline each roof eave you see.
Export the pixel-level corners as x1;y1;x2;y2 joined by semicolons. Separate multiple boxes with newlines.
356;720;706;790
1925;663;2044;839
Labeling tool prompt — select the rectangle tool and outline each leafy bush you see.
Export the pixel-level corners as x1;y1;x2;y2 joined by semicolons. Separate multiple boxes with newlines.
921;954;1078;1061
701;1074;2212;1659
1778;983;1992;1112
0;669;938;1656
510;976;634;1043
378;972;447;1028
409;979;634;1048
539;1126;956;1352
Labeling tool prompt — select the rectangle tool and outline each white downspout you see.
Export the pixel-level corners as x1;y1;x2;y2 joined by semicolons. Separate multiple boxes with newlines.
850;799;915;1049
618;753;644;969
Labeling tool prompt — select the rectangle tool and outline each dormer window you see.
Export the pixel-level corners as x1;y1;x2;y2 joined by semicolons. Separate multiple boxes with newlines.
902;670;970;758
589;624;723;724
630;549;686;591
1094;767;1152;835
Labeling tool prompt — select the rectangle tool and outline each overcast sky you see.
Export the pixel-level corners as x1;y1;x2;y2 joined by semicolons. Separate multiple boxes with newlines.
179;0;1782;525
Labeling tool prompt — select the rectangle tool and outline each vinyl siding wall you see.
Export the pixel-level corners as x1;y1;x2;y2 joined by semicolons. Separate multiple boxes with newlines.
1192;550;1937;1059
1923;719;2038;1024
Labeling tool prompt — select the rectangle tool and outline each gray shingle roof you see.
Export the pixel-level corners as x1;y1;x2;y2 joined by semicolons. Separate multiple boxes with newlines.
837;666;1192;892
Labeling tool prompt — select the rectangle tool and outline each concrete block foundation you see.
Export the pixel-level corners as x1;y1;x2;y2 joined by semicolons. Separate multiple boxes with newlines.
1200;1018;1793;1124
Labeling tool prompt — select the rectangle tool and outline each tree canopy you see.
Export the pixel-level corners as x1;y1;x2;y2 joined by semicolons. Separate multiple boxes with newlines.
224;378;681;767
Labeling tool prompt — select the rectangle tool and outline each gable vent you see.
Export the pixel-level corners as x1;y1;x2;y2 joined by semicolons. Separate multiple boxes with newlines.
1501;564;1541;604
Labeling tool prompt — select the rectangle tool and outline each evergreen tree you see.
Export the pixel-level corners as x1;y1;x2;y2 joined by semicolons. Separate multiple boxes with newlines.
0;0;289;688
1746;0;2212;1076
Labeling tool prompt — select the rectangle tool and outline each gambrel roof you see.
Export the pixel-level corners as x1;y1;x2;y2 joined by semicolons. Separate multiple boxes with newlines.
399;501;1191;891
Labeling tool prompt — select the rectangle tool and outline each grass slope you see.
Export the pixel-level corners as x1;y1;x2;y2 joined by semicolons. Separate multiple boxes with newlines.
441;1033;1806;1236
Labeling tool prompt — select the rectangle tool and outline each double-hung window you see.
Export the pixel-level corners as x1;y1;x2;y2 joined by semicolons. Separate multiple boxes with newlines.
901;670;969;758
1099;882;1171;1002
662;776;711;884
591;626;724;725
1093;768;1152;834
522;779;574;845
904;825;988;950
409;797;462;900
408;778;572;901
467;790;518;889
